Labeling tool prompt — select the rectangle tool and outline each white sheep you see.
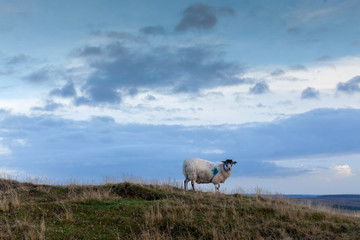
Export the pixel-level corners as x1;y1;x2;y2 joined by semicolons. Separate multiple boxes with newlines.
183;158;237;192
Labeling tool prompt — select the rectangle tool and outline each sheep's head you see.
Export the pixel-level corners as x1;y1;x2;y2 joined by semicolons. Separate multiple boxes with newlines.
221;159;237;171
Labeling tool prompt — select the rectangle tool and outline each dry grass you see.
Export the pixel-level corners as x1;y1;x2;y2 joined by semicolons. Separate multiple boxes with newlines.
0;177;359;239
137;192;359;239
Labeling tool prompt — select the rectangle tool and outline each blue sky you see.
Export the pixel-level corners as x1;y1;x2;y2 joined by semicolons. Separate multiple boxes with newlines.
0;0;360;194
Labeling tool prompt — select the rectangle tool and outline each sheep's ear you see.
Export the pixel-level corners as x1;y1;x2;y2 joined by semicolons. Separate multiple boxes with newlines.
233;161;237;165
221;161;225;165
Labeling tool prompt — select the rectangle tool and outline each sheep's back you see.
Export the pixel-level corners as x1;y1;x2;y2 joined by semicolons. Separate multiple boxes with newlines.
183;158;216;182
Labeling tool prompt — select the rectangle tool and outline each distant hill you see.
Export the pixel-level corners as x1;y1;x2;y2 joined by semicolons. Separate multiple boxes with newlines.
312;195;360;211
283;194;360;211
0;178;359;239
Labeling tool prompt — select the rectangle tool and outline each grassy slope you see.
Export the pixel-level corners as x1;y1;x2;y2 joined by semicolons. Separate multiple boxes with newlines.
0;178;359;240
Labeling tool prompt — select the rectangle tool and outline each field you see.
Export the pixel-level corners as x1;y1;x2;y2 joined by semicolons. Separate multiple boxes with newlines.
305;195;360;211
0;178;359;239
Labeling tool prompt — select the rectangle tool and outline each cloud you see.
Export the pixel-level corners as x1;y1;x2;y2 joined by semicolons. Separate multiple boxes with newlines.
73;46;103;58
139;25;165;35
0;136;11;155
127;87;138;96
1;108;360;180
144;95;156;101
105;31;145;43
337;76;360;94
301;7;337;22
317;55;333;61
289;64;307;71
287;27;302;34
0;145;11;155
83;83;122;104
89;30;144;42
175;3;234;32
12;139;27;146
301;87;320;99
23;66;59;83
76;42;244;104
332;165;353;177
0;168;24;179
205;91;224;99
285;5;338;25
90;30;102;36
270;69;285;76
50;81;77;98
73;96;95;106
350;41;360;47
4;54;31;65
249;81;269;94
31;100;63;112
201;149;225;154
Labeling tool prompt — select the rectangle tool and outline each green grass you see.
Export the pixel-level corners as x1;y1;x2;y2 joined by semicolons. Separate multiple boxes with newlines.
0;178;359;239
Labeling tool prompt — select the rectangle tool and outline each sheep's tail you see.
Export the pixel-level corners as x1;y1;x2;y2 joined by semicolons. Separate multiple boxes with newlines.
182;159;188;178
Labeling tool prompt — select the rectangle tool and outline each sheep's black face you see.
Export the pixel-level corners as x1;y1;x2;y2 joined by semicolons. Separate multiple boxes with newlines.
222;159;237;171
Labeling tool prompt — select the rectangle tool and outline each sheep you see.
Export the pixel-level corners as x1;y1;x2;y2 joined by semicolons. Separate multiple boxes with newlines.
183;158;237;192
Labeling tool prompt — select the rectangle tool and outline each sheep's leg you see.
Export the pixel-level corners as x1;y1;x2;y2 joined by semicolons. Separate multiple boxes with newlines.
184;179;189;191
215;184;220;193
191;180;195;191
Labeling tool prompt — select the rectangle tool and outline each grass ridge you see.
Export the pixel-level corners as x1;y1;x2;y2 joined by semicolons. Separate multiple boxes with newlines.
0;178;359;239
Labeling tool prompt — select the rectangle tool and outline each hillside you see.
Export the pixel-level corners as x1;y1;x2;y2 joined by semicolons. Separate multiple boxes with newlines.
0;178;359;239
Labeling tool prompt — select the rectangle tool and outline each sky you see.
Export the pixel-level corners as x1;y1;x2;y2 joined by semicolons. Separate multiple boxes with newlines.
0;0;360;194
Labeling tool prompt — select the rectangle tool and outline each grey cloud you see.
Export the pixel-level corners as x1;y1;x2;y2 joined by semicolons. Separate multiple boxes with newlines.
23;66;59;83
337;76;360;94
127;88;138;96
350;41;360;47
84;83;122;104
78;42;244;104
50;81;77;98
317;55;333;61
31;100;63;112
289;64;307;71
2;108;360;180
270;69;285;76
106;31;145;43
90;115;116;124
301;87;320;99
90;30;102;36
144;95;156;101
73;96;95;106
139;25;165;35
72;46;103;58
249;81;269;94
287;27;302;34
5;54;31;65
89;30;145;43
175;3;234;32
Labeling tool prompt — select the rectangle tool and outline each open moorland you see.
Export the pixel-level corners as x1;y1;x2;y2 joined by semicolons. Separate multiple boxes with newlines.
0;178;359;239
304;195;360;211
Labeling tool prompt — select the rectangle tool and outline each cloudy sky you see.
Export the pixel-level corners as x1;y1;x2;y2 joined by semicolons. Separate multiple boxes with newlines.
1;0;360;194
